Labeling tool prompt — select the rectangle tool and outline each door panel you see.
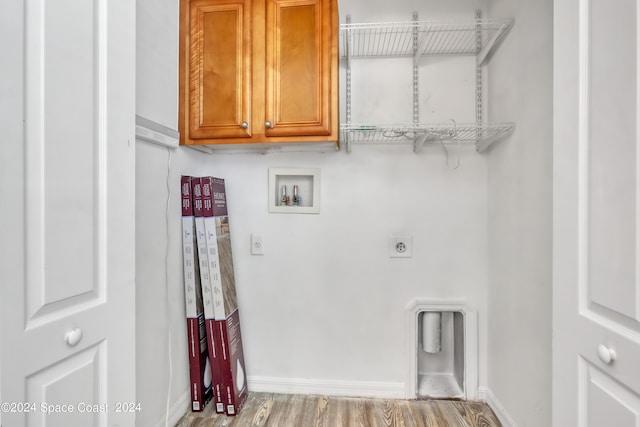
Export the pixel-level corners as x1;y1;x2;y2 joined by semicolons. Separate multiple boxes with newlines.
278;5;319;122
0;0;136;425
25;0;102;322
265;0;332;137
190;0;252;139
27;344;103;427
586;0;639;322
582;359;640;426
554;0;640;425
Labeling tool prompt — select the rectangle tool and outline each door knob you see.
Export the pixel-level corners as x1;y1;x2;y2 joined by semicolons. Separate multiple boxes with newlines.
240;121;248;129
597;344;616;365
265;121;273;129
65;328;83;347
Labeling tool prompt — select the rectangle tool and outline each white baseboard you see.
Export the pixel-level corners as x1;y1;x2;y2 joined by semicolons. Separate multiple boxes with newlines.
152;388;191;427
247;376;405;399
477;386;517;427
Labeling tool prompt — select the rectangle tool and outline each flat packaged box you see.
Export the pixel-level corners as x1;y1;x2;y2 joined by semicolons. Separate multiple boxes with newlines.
202;176;248;416
193;177;225;413
181;176;213;412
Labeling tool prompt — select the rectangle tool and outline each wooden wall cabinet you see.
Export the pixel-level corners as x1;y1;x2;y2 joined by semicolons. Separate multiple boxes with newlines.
179;0;339;150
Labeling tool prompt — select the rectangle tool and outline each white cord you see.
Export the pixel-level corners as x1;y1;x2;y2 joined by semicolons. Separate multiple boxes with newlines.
440;119;461;169
164;147;174;427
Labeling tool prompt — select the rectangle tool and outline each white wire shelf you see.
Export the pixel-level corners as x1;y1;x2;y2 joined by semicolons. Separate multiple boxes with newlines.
340;122;514;153
340;18;513;65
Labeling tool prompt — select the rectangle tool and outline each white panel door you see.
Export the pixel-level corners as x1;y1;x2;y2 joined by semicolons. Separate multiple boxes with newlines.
554;0;640;425
0;0;136;426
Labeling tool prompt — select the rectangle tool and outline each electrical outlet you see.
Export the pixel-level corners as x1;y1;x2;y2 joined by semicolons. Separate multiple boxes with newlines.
251;233;264;255
390;235;412;258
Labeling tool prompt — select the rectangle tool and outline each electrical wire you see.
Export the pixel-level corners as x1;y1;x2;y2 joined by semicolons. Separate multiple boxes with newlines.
164;147;174;427
440;119;461;169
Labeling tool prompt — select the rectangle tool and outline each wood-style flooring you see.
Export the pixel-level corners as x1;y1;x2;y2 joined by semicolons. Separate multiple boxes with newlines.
176;392;501;427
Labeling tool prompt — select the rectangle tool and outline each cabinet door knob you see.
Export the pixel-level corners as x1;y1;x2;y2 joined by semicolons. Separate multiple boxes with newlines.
65;328;83;347
240;121;248;129
265;121;273;129
597;344;616;365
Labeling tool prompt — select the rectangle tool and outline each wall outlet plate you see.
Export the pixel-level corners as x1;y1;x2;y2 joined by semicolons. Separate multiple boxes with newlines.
251;233;264;255
390;235;413;258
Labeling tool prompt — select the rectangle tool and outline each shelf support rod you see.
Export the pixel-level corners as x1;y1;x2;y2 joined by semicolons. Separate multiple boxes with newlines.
412;12;421;152
475;9;483;151
346;14;352;153
412;12;419;127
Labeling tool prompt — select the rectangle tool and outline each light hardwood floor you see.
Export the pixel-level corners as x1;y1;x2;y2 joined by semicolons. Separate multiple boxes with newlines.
176;392;501;427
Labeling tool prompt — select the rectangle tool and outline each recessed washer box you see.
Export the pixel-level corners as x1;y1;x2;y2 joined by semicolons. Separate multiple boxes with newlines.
268;168;320;214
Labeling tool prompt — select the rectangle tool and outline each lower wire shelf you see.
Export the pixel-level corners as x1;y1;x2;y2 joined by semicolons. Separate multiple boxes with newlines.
340;122;514;153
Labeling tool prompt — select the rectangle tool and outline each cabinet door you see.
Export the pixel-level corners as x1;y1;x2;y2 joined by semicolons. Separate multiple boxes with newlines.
189;0;252;139
264;0;335;137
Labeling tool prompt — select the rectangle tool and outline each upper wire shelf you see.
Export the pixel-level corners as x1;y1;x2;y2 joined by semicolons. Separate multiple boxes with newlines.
341;123;515;153
340;18;513;65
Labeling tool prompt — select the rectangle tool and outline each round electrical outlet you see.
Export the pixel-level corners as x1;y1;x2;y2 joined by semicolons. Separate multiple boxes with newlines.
389;235;412;258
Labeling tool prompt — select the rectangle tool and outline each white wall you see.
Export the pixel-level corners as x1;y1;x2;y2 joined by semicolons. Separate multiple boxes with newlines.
135;143;213;427
134;0;519;424
135;1;194;425
486;0;553;425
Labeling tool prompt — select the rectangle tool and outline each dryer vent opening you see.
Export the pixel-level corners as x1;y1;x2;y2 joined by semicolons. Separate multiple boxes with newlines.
417;310;465;400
